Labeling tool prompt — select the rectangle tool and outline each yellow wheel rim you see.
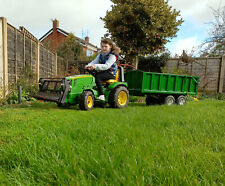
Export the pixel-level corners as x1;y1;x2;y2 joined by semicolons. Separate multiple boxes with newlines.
87;96;93;108
118;91;127;106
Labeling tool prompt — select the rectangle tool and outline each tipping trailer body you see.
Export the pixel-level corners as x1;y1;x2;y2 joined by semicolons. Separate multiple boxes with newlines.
125;70;199;96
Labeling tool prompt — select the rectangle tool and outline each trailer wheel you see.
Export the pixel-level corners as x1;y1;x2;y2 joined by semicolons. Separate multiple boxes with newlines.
79;91;94;111
176;95;186;105
109;86;129;108
164;95;175;106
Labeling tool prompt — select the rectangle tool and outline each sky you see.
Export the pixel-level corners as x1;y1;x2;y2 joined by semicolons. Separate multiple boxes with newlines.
0;0;224;56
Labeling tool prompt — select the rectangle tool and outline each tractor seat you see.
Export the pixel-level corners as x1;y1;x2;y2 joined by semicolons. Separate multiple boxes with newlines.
103;70;119;84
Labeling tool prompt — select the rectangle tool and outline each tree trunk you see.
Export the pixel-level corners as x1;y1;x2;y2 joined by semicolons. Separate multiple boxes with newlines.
135;55;139;70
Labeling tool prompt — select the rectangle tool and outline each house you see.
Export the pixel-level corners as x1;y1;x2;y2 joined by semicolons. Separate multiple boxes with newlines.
39;19;99;56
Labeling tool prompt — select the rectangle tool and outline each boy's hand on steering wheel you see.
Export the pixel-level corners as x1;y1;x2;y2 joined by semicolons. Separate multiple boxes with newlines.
90;65;96;70
85;65;95;70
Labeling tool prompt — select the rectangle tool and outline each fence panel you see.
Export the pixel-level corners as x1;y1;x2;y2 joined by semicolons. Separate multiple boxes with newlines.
7;25;16;83
57;57;65;77
165;57;224;94
6;21;57;85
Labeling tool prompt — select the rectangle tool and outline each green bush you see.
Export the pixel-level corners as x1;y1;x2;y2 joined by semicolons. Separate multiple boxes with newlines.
0;89;37;106
0;62;38;106
217;93;225;100
138;53;170;72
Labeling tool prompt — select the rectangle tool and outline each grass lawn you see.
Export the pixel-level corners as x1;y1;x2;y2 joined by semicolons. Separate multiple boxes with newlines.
0;100;224;185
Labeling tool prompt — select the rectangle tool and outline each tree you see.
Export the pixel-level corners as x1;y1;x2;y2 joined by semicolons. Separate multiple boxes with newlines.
101;0;183;68
138;52;170;72
57;33;85;73
201;6;225;56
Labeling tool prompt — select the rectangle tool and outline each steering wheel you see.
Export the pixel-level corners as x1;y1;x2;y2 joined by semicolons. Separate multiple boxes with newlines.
85;67;97;75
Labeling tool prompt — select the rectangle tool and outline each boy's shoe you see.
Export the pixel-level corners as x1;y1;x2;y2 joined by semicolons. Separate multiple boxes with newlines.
97;95;105;101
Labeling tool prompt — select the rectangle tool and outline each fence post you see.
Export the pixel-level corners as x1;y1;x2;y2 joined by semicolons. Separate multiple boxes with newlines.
36;41;40;82
0;17;8;97
0;18;4;96
218;55;225;93
18;86;22;104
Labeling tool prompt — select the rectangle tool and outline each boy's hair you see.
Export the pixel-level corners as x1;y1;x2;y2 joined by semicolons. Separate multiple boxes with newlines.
101;38;120;55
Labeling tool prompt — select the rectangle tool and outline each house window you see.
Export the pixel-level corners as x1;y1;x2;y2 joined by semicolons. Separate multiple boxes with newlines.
86;49;94;56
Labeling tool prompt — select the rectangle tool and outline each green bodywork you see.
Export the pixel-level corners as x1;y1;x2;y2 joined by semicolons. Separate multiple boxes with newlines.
125;70;199;96
64;74;127;105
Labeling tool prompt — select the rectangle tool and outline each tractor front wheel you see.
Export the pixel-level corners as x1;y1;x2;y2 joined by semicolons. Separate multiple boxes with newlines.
109;86;129;108
79;91;94;111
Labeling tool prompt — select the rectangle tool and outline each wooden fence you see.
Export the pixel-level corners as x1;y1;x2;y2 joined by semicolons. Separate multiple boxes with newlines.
0;17;90;97
0;17;69;97
7;21;57;84
165;56;225;94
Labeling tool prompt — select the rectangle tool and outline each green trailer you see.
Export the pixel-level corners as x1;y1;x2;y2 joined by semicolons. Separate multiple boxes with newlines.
125;70;199;105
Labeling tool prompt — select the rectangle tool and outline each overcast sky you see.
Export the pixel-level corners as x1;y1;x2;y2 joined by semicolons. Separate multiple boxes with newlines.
0;0;224;56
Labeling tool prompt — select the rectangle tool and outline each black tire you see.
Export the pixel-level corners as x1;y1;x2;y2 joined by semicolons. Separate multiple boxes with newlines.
164;95;175;106
109;86;129;108
79;91;94;111
176;95;186;105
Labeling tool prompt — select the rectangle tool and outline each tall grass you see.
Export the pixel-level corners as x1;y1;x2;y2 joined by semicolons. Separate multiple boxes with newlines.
0;100;224;185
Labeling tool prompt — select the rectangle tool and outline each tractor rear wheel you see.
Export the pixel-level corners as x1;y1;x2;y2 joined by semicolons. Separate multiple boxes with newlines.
79;91;94;111
176;95;186;105
109;86;129;108
164;95;175;106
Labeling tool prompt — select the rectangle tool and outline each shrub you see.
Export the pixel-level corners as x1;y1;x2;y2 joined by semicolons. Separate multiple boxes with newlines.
138;53;170;72
0;62;38;106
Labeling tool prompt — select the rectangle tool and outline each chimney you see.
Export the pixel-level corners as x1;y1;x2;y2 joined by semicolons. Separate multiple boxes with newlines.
53;19;59;30
85;36;89;43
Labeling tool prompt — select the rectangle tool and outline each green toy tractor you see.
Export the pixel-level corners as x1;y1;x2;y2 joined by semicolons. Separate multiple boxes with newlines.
30;67;129;110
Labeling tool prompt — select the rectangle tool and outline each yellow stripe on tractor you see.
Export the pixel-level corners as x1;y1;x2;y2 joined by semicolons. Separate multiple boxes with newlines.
71;76;92;80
